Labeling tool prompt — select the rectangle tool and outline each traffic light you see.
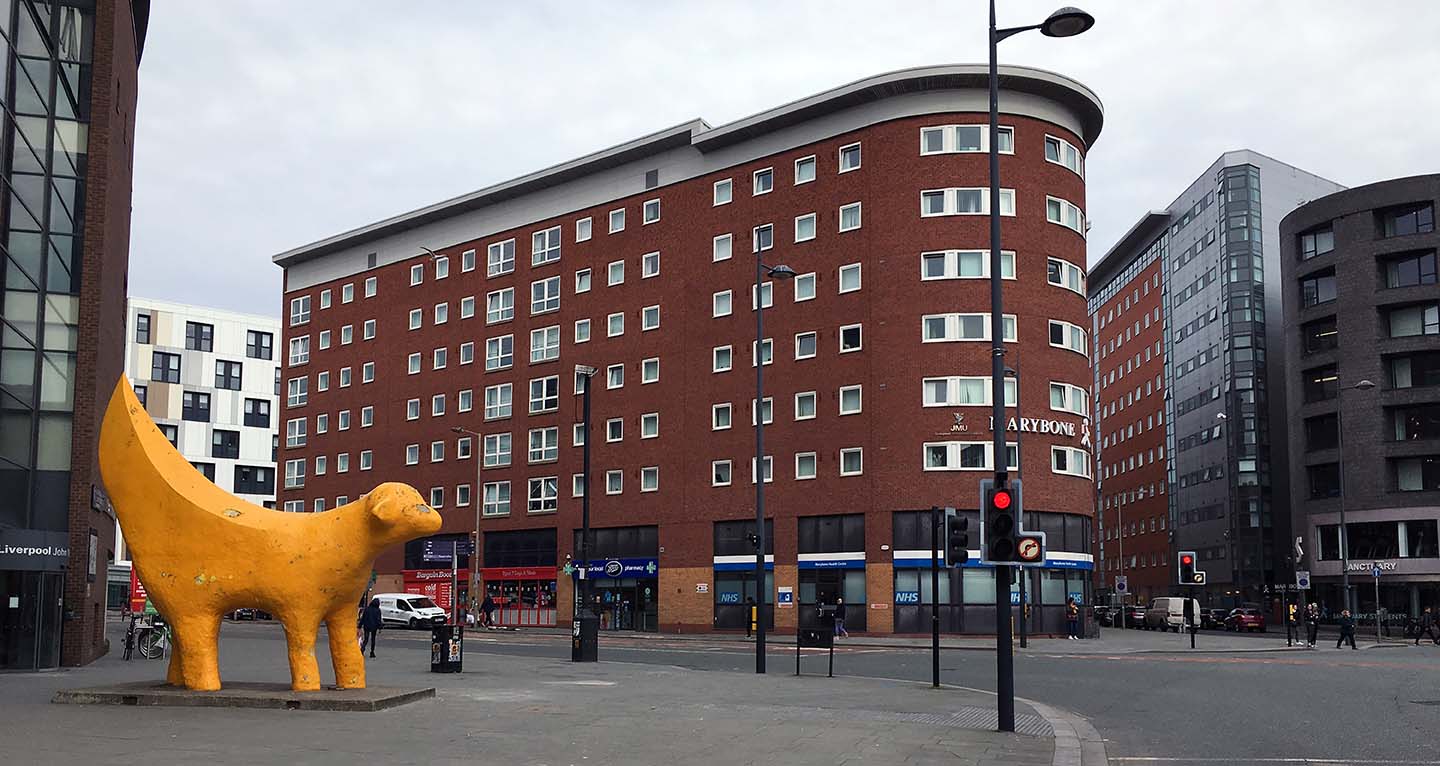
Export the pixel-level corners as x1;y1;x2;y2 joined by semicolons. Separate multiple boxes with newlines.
944;508;969;566
1178;550;1205;585
984;483;1017;562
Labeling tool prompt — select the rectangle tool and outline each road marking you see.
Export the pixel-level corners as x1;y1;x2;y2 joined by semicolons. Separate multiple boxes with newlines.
1113;759;1440;764
541;680;617;686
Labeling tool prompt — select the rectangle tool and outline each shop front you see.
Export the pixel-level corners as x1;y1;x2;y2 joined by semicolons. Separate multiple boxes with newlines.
0;528;68;670
402;568;470;621
712;519;774;631
480;566;558;627
797;514;867;632
571;558;659;631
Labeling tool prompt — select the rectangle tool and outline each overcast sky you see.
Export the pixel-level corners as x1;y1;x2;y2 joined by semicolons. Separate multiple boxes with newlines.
129;1;1440;316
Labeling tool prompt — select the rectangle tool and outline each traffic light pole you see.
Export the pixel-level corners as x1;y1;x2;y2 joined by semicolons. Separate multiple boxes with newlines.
989;4;1015;731
931;506;941;689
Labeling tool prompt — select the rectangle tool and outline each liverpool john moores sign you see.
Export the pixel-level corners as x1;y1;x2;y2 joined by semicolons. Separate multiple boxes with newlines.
0;528;71;571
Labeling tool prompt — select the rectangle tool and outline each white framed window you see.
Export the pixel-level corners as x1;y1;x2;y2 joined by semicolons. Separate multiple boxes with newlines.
434;256;449;280
430;440;445;462
456;484;471;507
794;391;817;420
1044;134;1084;177
316;371;330;391
433;347;447;370
528;427;559;463
338;410;352;430
487;239;516;277
923;441;1010;471
431;394;446;416
641;305;660;331
713;233;732;262
572;473;585;498
839;385;862;415
408;308;422;331
641;412;659;439
795;213;817;242
337;453;350;473
1047;257;1086;295
795;452;817;480
838;263;861;293
317;330;330;350
531;276;560;315
750;455;774;484
920;187;1015;217
606;417;623;443
608;208;625;233
642;251;660;278
341;325;354;345
288;295;311;326
487;288;515;324
342;283;355;303
753;167;773;195
606;364;624;389
607;260;624;286
530;326;560;363
459;297;475;320
405;444;420;466
1050;381;1089;416
359;450;372;470
574;318;591;344
575;269;591;294
283;459;305;489
838;202;861;232
285;417;307;448
407;353;421;374
713;179;733;206
640;466;659;493
713;345;733;373
361;361;375;383
922;376;1016;407
839;324;862;353
527;477;558;514
288;336;310;366
643;198;660;224
576;216;593;242
605;470;623;495
485;383;513;419
529;376;559;413
486;335;514;371
795;331;817;360
641;357;659;383
712;403;732;431
838;142;861;172
750;397;774;426
1046;196;1085;234
794;155;816;185
410;264;423;286
360;406;373;427
434;302;449;325
532;225;562;266
461;249;476;273
607;312;624;337
794;272;817;302
713;290;733;317
751;338;773;367
712;460;732;487
483;481;511;517
921;313;1018;343
363;319;376;340
458;389;473;412
839;447;863;476
918;124;1013;155
752;223;774;252
752;282;773;311
338;367;352;387
364;277;377;298
921;250;1016;280
1052;446;1092;478
1048;320;1088;355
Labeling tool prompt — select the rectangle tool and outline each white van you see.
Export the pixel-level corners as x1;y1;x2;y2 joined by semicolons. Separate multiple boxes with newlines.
1144;597;1202;632
373;593;448;629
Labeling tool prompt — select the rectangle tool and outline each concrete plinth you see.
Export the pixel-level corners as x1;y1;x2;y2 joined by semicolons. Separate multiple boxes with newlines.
52;681;434;712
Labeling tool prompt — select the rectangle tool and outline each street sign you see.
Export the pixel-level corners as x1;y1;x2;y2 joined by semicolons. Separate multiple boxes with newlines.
1371;564;1382;579
1295;570;1311;589
1115;576;1128;594
1016;537;1042;563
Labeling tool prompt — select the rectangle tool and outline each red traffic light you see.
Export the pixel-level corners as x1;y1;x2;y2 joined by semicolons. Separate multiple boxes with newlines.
992;490;1012;510
1181;555;1193;565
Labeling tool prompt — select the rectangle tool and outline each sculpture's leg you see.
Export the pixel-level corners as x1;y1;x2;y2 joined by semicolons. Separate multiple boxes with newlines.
326;604;366;689
165;631;185;686
170;612;222;691
283;613;324;691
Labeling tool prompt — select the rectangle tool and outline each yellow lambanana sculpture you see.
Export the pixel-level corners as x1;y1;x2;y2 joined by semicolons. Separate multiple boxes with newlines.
99;378;441;691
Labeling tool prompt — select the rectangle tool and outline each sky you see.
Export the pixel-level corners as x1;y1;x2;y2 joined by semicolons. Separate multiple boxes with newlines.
129;1;1440;316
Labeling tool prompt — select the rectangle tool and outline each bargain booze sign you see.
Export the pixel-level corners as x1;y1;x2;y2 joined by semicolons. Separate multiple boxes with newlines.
129;567;148;612
403;568;470;619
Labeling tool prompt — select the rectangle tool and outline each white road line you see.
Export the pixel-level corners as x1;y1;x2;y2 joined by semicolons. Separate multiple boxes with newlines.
1112;759;1440;764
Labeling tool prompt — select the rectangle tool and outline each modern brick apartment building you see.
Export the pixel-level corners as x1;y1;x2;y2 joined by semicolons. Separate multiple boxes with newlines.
0;0;147;669
273;65;1103;634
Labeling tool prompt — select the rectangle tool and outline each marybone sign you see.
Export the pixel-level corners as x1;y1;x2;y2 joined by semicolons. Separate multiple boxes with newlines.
988;416;1078;438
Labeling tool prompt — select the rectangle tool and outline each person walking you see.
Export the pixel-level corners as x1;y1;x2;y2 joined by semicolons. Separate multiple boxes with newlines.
1336;608;1357;650
1417;607;1435;646
359;597;383;658
481;593;497;629
833;597;849;638
1065;597;1080;640
1305;602;1320;648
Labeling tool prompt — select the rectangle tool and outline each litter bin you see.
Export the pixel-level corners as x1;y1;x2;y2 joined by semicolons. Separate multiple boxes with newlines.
572;613;599;662
430;624;463;673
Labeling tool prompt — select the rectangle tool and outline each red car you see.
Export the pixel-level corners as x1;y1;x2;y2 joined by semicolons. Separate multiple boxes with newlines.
1224;608;1266;632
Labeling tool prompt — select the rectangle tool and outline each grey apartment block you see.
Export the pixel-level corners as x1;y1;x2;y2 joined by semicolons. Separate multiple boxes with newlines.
1091;151;1343;606
1279;174;1440;620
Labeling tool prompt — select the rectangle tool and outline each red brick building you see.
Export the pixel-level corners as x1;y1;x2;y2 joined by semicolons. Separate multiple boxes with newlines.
272;65;1102;634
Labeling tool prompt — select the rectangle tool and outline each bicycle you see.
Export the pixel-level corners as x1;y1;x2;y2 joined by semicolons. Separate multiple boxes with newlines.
122;613;138;661
137;615;172;660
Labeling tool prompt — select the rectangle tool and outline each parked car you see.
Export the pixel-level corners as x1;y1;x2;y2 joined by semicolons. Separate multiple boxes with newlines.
226;608;256;621
1201;608;1229;630
374;593;447;629
1093;606;1114;627
1125;606;1147;627
1144;597;1203;632
1225;608;1267;632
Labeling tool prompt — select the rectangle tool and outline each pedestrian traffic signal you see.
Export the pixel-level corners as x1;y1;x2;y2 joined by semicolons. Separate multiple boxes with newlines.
1178;550;1205;585
944;508;969;566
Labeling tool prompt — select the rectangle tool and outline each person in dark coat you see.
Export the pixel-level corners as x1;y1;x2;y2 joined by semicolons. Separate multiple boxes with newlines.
833;598;849;638
1417;607;1436;646
481;593;497;629
1305;603;1320;648
1336;609;1357;650
359;597;383;657
1066;597;1081;640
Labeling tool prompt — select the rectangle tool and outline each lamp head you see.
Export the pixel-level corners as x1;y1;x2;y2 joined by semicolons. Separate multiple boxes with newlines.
766;264;798;280
1353;379;1376;390
1040;6;1094;37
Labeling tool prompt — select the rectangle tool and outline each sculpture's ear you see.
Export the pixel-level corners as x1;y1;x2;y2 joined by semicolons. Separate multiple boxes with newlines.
365;483;434;531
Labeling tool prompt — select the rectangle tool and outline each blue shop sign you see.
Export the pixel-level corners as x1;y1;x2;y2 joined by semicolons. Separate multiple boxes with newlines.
797;558;865;570
718;592;742;604
895;591;920;604
1068;591;1084;605
571;557;659;579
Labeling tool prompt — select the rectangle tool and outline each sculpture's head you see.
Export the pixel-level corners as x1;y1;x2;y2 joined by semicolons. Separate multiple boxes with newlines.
362;483;443;548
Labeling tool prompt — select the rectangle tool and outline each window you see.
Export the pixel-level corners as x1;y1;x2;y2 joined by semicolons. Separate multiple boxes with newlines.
1048;320;1088;355
286;376;308;407
606;364;624;389
234;466;274;495
529;376;559;413
483;481;511;516
216;360;243;390
529;326;560;363
486;335;514;371
642;251;660;279
1387;304;1439;338
243;398;271;428
487;239;515;276
1043;135;1084;175
430;440;445;463
1300;269;1337;307
135;313;151;344
181;391;211;422
1046;258;1085;295
459;342;475;366
531;277;560;315
794;273;817;302
211;429;240;459
1299;226;1334;260
528;427;559;463
1303;365;1339;403
434;303;448;324
1302;317;1339;355
641;412;659;439
246;330;272;359
838;202;861;232
151;351;181;383
921;250;1016;280
794;155;816;184
713;346;733;372
712;403;733;430
641;467;659;492
920;188;1015;217
434;256;450;279
924;442;997;471
839;385;862;415
601;312;622;338
1395;456;1440;492
751;456;773;484
604;470;623;495
288;336;310;366
363;320;375;340
792;391;817;421
795;213;817;242
431;394;446;416
574;216;593;242
1308;463;1342;498
839;263;861;293
1378;203;1435;238
339;409;352;430
606;418;623;443
921;124;1014;154
1305;414;1339;452
1049;382;1089;416
922;377;1016;407
713;290;733;317
485;383;513;420
339;367;353;387
753;167;773;195
838;143;861;172
643;198;660;224
528;477;558;513
839;324;862;353
922;313;1017;343
752;339;773;367
641;357;659;383
158;424;178;447
283;459;305;489
753;223;773;252
406;398;421;421
340;325;353;345
433;347;447;370
1045;196;1085;234
185;322;214;352
360;406;373;427
364;277;377;298
795;331;817;360
712;460;732;486
360;450;373;470
606;260;625;287
361;362;374;383
410;264;424;286
1052;446;1091;478
1383;251;1437;288
460;250;476;274
574;269;591;294
608;208;625;233
455;484;470;506
574;319;591;343
713;179;733;206
289;296;311;326
532;225;561;266
134;385;148;407
840;448;863;476
408;308;423;331
713;233;732;262
487;288;514;324
1391;351;1440;390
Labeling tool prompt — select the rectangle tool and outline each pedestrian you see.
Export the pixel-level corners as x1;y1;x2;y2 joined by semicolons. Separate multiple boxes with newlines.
833;597;849;638
745;596;756;638
359;597;383;658
1305;602;1320;648
1065;597;1080;640
1336;608;1357;650
481;593;496;629
1286;603;1299;645
1418;607;1435;646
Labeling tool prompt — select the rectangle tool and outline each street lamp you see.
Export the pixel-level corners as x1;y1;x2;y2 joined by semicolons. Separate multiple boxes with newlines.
754;260;795;675
988;0;1092;732
574;364;599;659
451;425;483;614
1334;379;1376;614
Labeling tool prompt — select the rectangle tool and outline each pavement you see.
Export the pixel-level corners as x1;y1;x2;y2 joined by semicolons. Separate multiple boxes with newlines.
0;618;1081;766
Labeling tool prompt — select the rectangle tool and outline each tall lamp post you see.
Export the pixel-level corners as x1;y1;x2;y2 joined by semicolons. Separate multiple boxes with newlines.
988;1;1093;732
451;425;485;614
1334;379;1375;614
754;259;796;674
574;365;599;658
1216;411;1238;605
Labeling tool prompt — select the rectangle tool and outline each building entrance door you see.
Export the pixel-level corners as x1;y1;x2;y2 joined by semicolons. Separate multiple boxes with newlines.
0;570;63;670
592;578;658;632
